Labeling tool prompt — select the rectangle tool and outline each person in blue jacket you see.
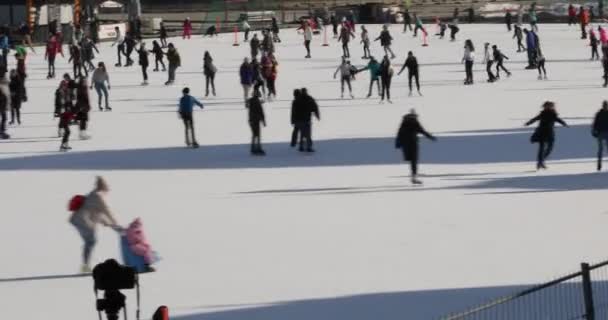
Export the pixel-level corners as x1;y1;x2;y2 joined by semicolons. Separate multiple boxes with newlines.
0;31;9;68
178;87;204;148
240;58;254;102
524;29;538;69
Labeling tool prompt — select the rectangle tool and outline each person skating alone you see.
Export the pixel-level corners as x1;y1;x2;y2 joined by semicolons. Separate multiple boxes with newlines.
150;40;166;72
338;23;355;58
90;62;111;111
178;87;204;148
592;101;608;170
537;48;547;80
395;109;437;185
334;57;355;99
590;28;600;60
524;29;538;69
69;176;121;272
261;53;278;101
137;42;150;85
483;43;497;83
182;18;193;40
402;9;413;33
463;39;475;85
413;14;426;37
240;58;254;102
492;45;511;78
242;18;251;42
81;36;99;72
247;90;267;155
505;9;512;31
165;43;181;85
68;43;87;78
379;55;394;103
203;51;217;97
513;24;525;52
250;33;261;60
398;51;422;96
8;69;24;125
375;25;396;59
303;22;313;58
45;34;62;79
360;25;371;59
580;6;590;39
525;101;568;170
159;22;168;48
58;103;75;151
111;26;126;67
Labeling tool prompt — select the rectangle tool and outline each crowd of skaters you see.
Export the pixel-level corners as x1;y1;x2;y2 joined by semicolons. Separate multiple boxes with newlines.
1;5;608;183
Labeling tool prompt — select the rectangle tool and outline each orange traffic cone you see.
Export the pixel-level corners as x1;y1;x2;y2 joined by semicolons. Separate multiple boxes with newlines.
322;26;329;46
233;25;240;46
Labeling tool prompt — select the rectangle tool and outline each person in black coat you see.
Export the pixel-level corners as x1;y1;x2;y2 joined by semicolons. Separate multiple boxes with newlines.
290;89;302;147
397;51;421;96
395;109;436;184
402;9;412;33
492;45;511;78
505;10;513;31
247;90;266;155
250;34;261;59
137;42;149;85
525;101;568;170
592;100;608;170
291;88;320;152
8;69;24;125
375;25;396;59
159;22;168;48
150;40;166;72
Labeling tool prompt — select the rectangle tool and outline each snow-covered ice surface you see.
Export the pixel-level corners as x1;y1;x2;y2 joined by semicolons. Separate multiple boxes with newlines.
2;23;608;319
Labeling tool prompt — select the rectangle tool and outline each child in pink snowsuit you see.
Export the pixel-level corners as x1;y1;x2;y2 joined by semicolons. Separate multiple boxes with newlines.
126;218;155;264
182;18;192;39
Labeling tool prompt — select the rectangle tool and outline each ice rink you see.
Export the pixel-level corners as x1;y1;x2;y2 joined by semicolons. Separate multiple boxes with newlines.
1;23;608;319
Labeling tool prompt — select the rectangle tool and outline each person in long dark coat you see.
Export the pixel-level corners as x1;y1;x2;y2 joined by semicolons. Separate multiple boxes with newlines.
592;100;608;171
395;109;436;185
525;101;568;170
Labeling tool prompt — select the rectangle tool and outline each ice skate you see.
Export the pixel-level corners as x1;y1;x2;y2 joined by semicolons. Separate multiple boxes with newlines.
99;106;103;111
80;264;91;273
191;141;199;148
141;81;149;86
538;75;543;80
543;75;548;80
418;90;423;96
0;132;10;139
408;90;413;97
349;93;354;99
60;143;72;151
105;106;112;111
387;99;393;104
115;63;122;67
79;132;90;140
411;177;423;185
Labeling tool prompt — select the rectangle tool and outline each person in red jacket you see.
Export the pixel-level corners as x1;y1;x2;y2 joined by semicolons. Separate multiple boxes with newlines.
568;4;577;26
45;35;63;79
182;18;193;39
580;7;590;39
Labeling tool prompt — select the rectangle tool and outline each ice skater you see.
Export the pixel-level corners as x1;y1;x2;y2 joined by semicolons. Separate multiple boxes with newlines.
395;109;436;185
90;62;111;111
303;22;312;58
262;53;278;100
402;9;413;33
505;9;512;31
334;57;355;99
0;75;9;139
483;43;497;82
8;69;24;125
159;22;168;47
463;39;475;85
246;90;266;155
338;22;356;58
375;25;396;59
525;101;568;170
58;102;75;150
448;15;459;41
291;88;320;152
524;29;538;69
250;33;261;59
81;36;99;72
183;18;193;39
398;51;422;96
203;51;217;97
580;7;589;39
137;42;149;85
165;43;181;85
178;87;204;148
271;17;281;43
45;35;61;79
69;176;120;272
513;24;525;52
240;58;254;102
68;43;87;78
75;77;91;139
413;13;425;37
593;101;608;170
358;56;381;98
150;40;166;72
360;25;371;59
537;48;547;80
590;28;600;60
242;18;251;42
380;55;394;103
492;45;511;78
111;26;126;67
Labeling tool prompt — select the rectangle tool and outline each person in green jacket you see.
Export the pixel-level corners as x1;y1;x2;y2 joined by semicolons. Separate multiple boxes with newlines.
165;43;181;85
358;56;381;98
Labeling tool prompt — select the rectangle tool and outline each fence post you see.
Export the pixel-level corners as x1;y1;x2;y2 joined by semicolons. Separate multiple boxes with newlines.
581;263;596;320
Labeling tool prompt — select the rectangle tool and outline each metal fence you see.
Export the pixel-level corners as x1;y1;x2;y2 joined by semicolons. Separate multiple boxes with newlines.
441;260;608;320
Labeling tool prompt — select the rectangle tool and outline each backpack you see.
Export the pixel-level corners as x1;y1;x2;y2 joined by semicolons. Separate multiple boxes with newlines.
68;195;86;212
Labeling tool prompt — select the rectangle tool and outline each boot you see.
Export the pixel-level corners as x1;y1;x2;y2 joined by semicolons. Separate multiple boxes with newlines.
105;106;112;111
80;264;91;273
191;141;199;148
411;177;423;185
79;131;90;140
0;132;10;139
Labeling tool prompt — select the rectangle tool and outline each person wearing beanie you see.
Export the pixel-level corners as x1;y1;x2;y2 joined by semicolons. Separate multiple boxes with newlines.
69;176;120;272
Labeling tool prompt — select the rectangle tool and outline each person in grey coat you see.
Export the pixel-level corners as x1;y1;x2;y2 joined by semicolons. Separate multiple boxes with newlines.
69;176;120;272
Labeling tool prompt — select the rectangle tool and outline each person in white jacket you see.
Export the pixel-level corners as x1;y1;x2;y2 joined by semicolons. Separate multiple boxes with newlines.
0;75;10;139
111;27;126;67
242;19;251;42
304;22;313;58
69;176;120;272
462;39;475;85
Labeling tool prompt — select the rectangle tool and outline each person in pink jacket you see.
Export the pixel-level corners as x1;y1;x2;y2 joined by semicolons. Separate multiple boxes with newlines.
125;217;155;267
599;26;608;49
182;18;193;39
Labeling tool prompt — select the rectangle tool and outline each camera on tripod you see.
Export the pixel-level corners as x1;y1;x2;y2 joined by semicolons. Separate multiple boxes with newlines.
93;259;140;320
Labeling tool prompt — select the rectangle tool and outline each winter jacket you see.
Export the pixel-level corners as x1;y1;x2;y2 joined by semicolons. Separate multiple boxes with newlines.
463;47;475;62
183;20;192;32
403;56;419;74
160;25;167;38
304;27;313;41
525;31;537;50
376;30;393;46
338;27;354;43
166;48;181;68
0;35;8;50
250;37;260;54
151;43;164;59
380;62;394;79
179;94;203;114
91;69;109;85
600;28;608;46
247;95;265;124
395;114;435;161
363;60;381;80
68;45;81;64
526;109;567;142
483;48;492;63
126;218;155;264
591;31;599;46
76;87;90;113
138;48;149;66
361;30;370;45
242;20;251;30
492;49;508;62
0;79;10;112
82;40;99;60
45;37;60;58
69;191;116;232
593;109;608;136
334;63;352;78
203;56;215;76
113;30;124;46
240;63;254;85
9;74;24;103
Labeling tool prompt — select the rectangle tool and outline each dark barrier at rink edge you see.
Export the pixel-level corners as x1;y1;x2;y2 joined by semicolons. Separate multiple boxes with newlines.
440;260;608;320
